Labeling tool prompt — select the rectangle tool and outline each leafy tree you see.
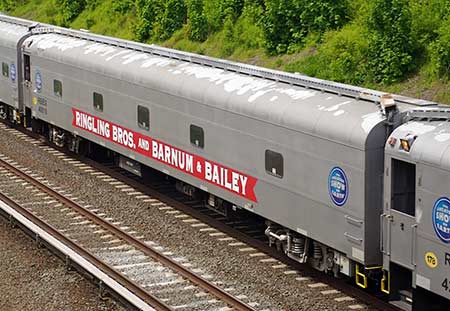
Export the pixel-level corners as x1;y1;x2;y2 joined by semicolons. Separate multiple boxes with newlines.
366;0;416;84
159;0;187;40
134;0;165;41
204;0;244;32
410;0;450;45
262;0;299;54
221;0;244;19
0;0;19;11
430;15;450;78
58;0;86;23
287;24;369;85
262;0;348;55
187;0;208;42
112;0;133;13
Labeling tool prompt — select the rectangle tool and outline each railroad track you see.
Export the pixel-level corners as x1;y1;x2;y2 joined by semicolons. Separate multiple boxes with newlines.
0;121;400;311
0;153;259;311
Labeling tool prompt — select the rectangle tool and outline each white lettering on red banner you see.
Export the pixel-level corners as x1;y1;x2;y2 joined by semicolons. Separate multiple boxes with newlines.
72;109;257;202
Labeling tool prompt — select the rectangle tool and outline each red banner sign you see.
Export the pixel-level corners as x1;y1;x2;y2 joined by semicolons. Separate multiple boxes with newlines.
72;109;258;202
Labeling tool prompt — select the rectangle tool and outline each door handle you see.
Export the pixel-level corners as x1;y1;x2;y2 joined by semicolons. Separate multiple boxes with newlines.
411;224;418;266
380;214;393;255
380;214;386;253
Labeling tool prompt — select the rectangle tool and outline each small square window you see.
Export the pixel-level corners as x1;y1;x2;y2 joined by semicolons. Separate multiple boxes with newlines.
190;125;204;148
138;105;150;130
53;79;62;97
93;92;103;112
2;63;9;78
265;150;283;178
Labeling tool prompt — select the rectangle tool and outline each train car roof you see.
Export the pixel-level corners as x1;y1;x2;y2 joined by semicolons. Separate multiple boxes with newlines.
389;109;450;171
0;19;30;48
22;30;428;151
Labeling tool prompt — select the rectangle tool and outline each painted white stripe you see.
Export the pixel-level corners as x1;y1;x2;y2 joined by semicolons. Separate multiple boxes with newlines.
209;232;226;237
321;289;340;295
182;219;198;223
335;296;355;302
260;258;278;263
272;264;287;269
218;237;234;241
191;223;207;228
150;202;165;206
308;283;327;288
90;172;105;176
158;207;173;211
135;195;150;199
127;192;143;196
174;214;190;219
239;247;255;252
249;252;266;257
348;305;365;309
283;270;298;275
199;227;217;232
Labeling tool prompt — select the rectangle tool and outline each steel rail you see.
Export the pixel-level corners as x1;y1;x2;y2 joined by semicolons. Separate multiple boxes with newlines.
0;171;171;311
0;156;257;311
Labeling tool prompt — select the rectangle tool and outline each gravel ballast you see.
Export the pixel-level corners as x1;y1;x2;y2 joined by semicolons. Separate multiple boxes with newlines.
0;215;125;311
0;124;376;311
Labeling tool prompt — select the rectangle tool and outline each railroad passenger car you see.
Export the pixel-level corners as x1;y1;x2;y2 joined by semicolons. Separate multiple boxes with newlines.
19;25;401;278
0;18;32;120
383;109;450;310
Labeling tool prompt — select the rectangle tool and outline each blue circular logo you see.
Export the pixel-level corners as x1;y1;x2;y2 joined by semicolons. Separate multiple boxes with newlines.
10;63;16;82
35;71;42;92
433;197;450;243
329;167;348;206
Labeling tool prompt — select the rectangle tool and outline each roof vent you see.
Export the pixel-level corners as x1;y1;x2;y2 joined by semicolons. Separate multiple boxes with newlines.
381;94;396;110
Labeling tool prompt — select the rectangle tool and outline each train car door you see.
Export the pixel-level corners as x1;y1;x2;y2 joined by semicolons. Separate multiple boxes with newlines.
382;157;418;307
22;54;32;127
23;54;31;106
389;158;417;269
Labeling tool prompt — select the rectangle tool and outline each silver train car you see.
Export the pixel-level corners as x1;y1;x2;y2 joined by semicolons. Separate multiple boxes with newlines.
383;110;450;310
1;14;449;310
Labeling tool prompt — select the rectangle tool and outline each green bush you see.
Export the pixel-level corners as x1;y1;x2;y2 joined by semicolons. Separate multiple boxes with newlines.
159;0;187;41
286;24;369;84
134;0;165;41
0;0;18;11
234;2;265;50
112;0;132;14
204;0;244;32
187;0;208;41
262;0;349;55
366;0;416;84
58;0;86;23
430;16;450;78
410;0;450;45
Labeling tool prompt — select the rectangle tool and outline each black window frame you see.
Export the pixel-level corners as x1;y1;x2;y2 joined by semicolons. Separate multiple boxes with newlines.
137;105;150;131
2;62;9;78
53;79;63;97
265;150;284;178
190;124;204;148
93;92;103;112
